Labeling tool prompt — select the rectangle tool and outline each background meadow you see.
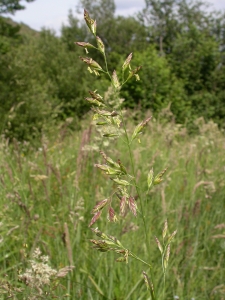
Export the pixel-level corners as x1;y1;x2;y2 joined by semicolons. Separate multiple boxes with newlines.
0;112;224;299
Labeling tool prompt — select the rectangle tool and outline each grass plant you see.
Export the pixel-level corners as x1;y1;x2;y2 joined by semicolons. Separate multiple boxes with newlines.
76;9;177;300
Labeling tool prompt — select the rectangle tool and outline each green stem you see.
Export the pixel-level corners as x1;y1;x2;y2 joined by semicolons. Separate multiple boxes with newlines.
98;47;156;298
162;242;168;298
114;241;151;268
129;251;152;269
120;111;147;236
162;252;165;299
119;109;156;300
103;52;112;81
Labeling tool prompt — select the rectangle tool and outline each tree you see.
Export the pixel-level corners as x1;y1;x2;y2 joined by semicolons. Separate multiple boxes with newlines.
139;0;179;54
139;0;219;54
0;0;36;45
0;0;35;14
120;46;187;123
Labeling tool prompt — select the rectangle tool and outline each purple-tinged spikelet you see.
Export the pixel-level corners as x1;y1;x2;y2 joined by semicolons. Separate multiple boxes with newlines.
89;211;102;227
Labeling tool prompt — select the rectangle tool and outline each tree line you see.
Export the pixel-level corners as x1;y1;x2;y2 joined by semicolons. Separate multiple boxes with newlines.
0;0;225;141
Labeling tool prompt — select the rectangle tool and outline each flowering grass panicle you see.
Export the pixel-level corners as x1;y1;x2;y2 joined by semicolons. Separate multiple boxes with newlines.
76;9;177;299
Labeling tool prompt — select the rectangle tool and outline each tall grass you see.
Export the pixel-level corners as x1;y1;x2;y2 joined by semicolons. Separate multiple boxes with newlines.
0;112;224;299
76;10;178;299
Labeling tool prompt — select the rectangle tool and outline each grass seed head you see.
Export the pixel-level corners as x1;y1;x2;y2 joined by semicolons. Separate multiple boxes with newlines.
120;195;127;216
112;70;120;90
154;168;167;185
92;198;109;214
89;90;104;102
85;97;105;107
164;244;171;269
143;271;151;290
96;36;105;54
90;239;110;252
162;219;168;240
155;236;163;254
113;178;131;186
108;206;117;222
147;168;154;189
75;42;95;50
122;53;132;72
116;256;127;262
89;210;102;227
127;66;142;81
168;230;177;243
84;10;96;35
79;57;103;73
128;196;137;217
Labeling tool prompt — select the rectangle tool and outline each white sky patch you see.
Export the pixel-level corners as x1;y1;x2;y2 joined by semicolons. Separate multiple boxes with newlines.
115;0;145;10
2;0;225;35
213;0;225;10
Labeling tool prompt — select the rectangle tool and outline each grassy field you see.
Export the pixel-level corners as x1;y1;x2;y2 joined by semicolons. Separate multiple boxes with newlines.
0;113;224;299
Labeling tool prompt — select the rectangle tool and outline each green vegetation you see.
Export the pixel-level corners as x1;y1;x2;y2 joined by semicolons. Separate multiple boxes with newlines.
0;115;224;299
0;0;225;299
0;0;35;14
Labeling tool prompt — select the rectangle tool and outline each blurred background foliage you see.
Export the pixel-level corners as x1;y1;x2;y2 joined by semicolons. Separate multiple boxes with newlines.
0;0;225;141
